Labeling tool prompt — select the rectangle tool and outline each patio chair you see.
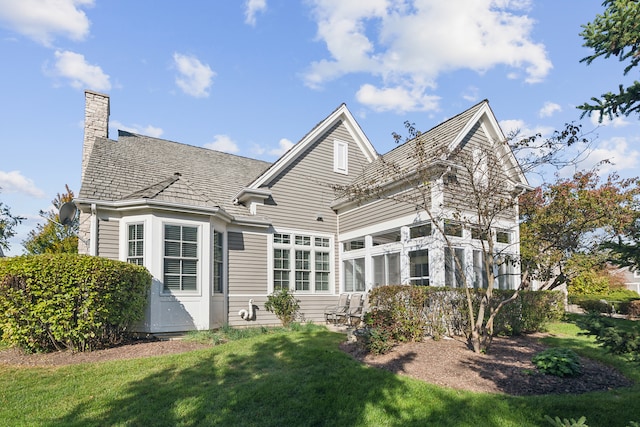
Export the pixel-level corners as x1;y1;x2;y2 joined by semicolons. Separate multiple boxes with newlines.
336;293;363;326
324;293;350;324
348;293;370;327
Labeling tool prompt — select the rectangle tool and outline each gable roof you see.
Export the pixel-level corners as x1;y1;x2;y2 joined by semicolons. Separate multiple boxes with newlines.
78;131;271;216
246;103;378;189
347;100;528;191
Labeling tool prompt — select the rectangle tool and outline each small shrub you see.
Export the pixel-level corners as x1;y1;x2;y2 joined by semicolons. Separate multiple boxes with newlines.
532;347;582;377
577;312;640;361
264;289;300;327
544;415;588;427
628;300;640;319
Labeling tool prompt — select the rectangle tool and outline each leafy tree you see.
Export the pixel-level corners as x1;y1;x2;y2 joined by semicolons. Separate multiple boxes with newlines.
578;0;640;121
0;189;24;254
519;171;640;290
23;185;78;254
334;118;531;353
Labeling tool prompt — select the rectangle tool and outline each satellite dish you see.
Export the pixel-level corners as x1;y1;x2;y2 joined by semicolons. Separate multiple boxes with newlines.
59;202;78;226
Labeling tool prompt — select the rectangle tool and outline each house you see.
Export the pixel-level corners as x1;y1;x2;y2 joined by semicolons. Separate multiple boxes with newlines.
76;90;529;333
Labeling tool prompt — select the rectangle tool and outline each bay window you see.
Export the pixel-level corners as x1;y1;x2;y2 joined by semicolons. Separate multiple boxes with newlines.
273;232;331;293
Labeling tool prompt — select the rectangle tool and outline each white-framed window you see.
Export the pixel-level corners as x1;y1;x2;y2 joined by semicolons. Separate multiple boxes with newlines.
373;252;401;287
334;139;349;174
496;256;515;290
409;249;429;286
344;258;365;292
343;239;365;251
213;230;223;293
410;222;432;239
444;247;465;288
473;250;488;289
495;230;511;244
163;224;198;292
272;232;332;293
444;220;463;237
127;223;144;265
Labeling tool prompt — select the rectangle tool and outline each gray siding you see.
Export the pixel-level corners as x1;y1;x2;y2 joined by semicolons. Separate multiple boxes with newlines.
228;231;268;294
97;219;119;260
258;121;371;233
339;197;417;234
227;294;344;327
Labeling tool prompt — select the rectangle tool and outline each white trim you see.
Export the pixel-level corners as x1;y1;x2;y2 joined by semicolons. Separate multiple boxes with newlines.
247;104;377;189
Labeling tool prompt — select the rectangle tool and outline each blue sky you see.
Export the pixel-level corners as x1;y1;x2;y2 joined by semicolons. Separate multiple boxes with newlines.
1;0;639;255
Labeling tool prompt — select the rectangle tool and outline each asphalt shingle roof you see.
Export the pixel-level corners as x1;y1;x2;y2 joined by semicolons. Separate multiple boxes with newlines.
79;131;271;216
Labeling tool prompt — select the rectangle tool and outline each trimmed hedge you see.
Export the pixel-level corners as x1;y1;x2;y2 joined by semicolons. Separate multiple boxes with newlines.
569;290;640;315
0;254;151;353
363;285;564;353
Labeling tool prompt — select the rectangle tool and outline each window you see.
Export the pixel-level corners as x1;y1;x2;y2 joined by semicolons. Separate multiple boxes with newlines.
410;223;432;239
445;247;465;288
496;230;511;244
444;220;463;237
496;257;514;290
213;230;223;293
409;249;429;286
471;226;488;241
343;239;365;251
273;232;331;293
373;252;400;287
315;251;330;291
127;223;144;265
295;250;310;291
163;224;198;292
344;258;365;291
334;140;348;174
274;248;290;291
473;250;488;289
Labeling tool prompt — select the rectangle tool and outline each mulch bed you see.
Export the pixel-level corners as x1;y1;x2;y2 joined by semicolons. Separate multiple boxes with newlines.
340;333;634;395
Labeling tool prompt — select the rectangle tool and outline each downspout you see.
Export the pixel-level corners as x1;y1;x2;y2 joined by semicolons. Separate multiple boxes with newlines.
90;203;98;256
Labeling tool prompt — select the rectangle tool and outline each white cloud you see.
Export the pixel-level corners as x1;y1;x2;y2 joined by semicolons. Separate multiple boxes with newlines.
577;137;640;175
462;86;480;102
111;120;164;138
539;101;561;118
173;53;215;98
245;0;267;26
0;170;46;198
305;0;551;112
50;50;111;91
355;83;439;113
268;138;294;156
0;0;93;46
589;112;630;128
204;135;239;154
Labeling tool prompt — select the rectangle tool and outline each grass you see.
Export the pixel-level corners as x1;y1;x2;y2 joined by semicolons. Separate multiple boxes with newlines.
0;319;639;427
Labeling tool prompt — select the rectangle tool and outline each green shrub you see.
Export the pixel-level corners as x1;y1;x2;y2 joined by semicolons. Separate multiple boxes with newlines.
577;312;640;361
532;347;582;377
359;286;564;355
544;415;588;426
627;300;640;318
264;288;300;327
568;271;610;296
570;289;639;314
0;254;151;353
360;310;395;355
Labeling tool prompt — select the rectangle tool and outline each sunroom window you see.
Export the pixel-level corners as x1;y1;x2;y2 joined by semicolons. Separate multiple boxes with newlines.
373;252;400;287
344;258;365;292
409;249;429;286
444;247;465;288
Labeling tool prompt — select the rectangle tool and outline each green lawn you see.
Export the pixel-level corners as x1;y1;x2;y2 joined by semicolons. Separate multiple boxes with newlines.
1;320;639;427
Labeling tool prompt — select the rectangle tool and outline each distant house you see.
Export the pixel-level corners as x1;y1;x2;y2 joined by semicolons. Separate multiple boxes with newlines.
76;90;529;333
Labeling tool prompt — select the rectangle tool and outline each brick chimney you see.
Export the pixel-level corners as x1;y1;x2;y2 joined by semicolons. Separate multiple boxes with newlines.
82;90;110;180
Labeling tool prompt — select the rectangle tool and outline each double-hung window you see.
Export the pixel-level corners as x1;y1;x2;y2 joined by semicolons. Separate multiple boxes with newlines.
163;224;198;292
273;233;331;292
127;223;144;265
